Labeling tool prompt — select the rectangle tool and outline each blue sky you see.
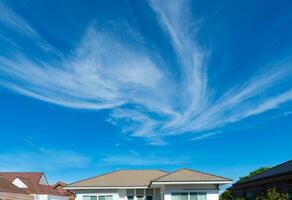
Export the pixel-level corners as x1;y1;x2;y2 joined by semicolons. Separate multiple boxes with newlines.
0;0;292;187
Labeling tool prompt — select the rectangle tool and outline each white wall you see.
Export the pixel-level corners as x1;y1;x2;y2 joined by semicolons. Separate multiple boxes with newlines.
163;184;219;200
33;194;69;200
73;185;219;200
74;188;160;200
75;189;119;200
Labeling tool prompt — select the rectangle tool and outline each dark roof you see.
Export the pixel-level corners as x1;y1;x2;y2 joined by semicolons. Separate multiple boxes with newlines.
0;176;28;194
0;172;62;196
152;169;231;182
235;160;292;185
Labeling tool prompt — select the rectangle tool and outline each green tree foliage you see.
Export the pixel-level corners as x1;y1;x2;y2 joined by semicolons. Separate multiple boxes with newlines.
238;167;271;182
220;190;233;200
256;188;288;200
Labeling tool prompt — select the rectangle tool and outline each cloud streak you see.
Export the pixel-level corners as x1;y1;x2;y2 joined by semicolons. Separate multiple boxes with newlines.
99;151;192;166
0;0;292;144
0;148;91;172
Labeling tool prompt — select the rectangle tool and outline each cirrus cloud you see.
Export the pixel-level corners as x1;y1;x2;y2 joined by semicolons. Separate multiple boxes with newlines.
0;0;292;145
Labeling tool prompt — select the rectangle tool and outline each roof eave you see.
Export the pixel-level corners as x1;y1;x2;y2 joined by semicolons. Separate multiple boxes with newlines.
150;180;232;185
64;186;149;190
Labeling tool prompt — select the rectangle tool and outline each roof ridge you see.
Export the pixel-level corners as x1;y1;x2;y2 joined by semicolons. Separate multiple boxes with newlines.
151;169;182;182
152;168;231;182
67;169;169;187
236;159;292;184
66;170;122;186
184;168;232;181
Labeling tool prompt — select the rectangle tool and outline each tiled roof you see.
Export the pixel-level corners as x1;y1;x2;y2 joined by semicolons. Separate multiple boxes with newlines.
0;172;62;196
0;176;28;194
66;169;231;188
152;169;231;182
67;170;168;187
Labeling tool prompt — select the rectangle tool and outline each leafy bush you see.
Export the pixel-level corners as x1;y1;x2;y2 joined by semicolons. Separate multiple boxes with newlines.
256;188;288;200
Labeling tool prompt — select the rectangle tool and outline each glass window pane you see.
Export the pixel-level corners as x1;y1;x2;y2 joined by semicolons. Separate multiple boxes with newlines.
146;196;153;200
91;197;97;200
105;196;113;200
128;196;134;200
127;190;135;196
197;193;206;200
99;196;105;200
180;193;188;200
136;189;144;196
190;193;198;200
83;196;90;200
137;196;145;200
172;193;180;200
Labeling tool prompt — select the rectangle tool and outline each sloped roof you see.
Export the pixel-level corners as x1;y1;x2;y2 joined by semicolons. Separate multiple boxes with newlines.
52;181;67;188
52;181;75;196
66;169;231;188
0;176;28;194
67;170;168;187
152;169;231;182
0;172;62;196
235;160;292;184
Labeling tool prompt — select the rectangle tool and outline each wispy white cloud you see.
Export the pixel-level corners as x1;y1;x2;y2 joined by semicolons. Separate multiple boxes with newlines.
99;151;192;166
0;2;59;53
191;131;222;141
0;0;292;144
0;148;91;172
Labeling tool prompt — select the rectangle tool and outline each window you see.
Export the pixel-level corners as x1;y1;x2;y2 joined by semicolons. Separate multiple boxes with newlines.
99;195;113;200
128;196;134;200
172;192;206;200
137;196;145;200
136;189;144;196
127;189;135;196
105;195;113;200
146;196;153;200
190;192;206;200
83;196;97;200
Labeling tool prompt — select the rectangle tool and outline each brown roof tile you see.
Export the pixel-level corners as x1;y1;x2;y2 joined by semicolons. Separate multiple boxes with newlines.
0;172;63;196
152;169;231;182
67;170;168;187
0;176;28;194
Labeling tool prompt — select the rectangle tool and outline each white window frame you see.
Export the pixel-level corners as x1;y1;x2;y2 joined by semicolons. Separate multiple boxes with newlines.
126;189;154;200
171;191;207;200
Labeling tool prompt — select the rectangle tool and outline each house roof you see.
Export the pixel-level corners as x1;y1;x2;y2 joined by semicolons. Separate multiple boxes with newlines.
67;170;168;187
234;160;292;185
66;169;231;188
52;181;67;188
151;169;231;182
0;172;62;196
52;181;75;196
0;176;28;194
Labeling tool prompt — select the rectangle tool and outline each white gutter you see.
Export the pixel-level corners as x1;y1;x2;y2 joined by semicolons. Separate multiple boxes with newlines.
150;181;232;185
64;186;148;190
